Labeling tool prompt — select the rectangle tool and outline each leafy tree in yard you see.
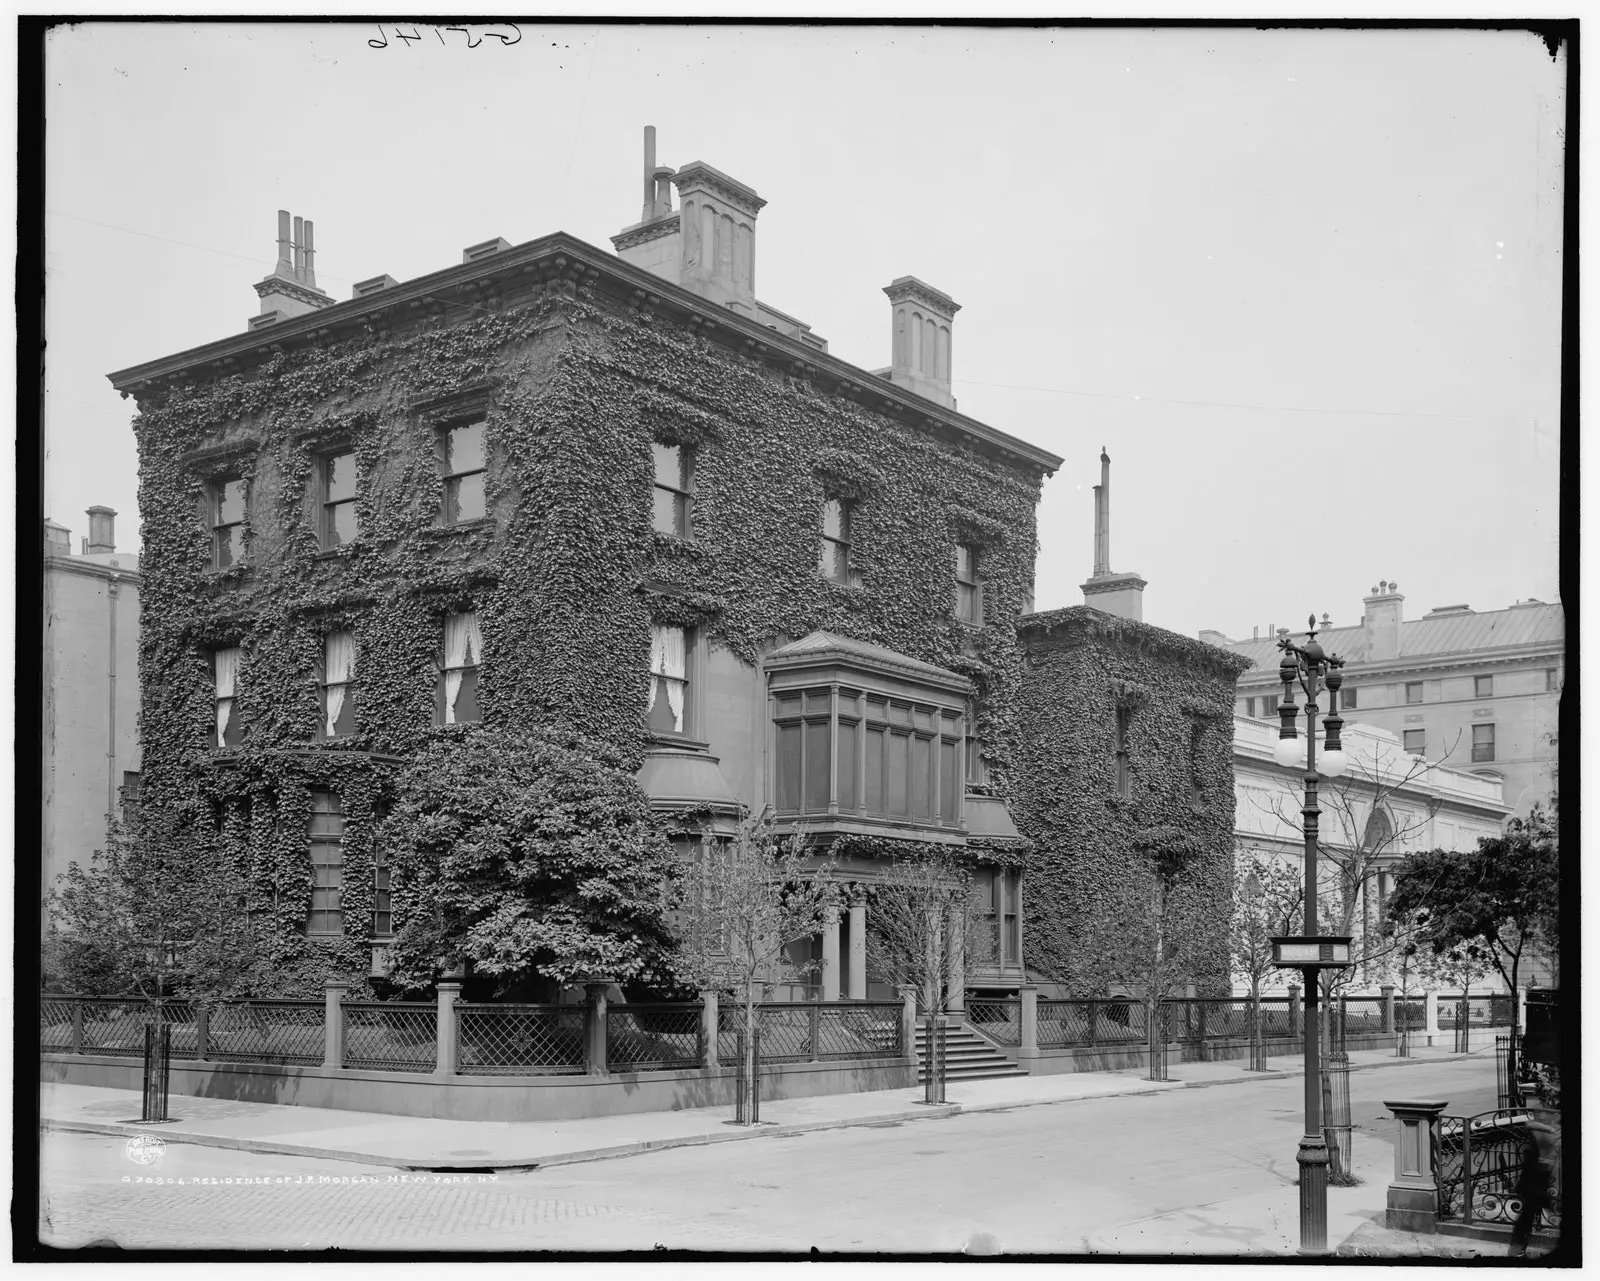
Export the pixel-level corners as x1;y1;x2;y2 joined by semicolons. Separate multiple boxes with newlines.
47;802;264;1036
381;728;681;995
671;814;835;1124
1228;851;1303;1070
1384;805;1559;1031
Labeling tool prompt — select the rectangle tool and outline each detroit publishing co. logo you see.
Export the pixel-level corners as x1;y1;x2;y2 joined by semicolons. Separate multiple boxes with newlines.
124;1134;166;1165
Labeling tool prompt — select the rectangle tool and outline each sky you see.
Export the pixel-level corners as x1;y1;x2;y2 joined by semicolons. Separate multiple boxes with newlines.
42;21;1567;641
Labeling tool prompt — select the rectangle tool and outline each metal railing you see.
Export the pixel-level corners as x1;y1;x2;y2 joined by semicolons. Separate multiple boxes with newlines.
456;1003;586;1075
206;1000;326;1065
343;1001;437;1073
966;998;1022;1046
606;1003;703;1072
1435;1107;1562;1232
716;1000;902;1064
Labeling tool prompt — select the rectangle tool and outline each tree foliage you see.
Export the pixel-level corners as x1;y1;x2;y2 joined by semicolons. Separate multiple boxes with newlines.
47;803;264;1001
1384;805;1559;998
1229;851;1303;997
381;727;681;994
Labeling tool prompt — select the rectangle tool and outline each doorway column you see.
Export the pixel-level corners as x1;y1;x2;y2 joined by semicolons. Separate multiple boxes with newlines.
847;898;867;999
821;901;842;1002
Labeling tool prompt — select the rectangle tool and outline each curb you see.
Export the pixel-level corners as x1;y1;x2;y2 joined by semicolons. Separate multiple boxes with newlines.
41;1051;1483;1172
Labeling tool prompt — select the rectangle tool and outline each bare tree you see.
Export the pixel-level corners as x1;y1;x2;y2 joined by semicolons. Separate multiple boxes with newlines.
1228;851;1303;1070
671;814;835;1124
863;849;995;1089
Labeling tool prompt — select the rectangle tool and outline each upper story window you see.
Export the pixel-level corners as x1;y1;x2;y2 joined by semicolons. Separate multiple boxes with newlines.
1546;668;1560;692
1475;674;1494;699
954;544;983;625
1242;697;1255;718
818;498;859;586
1187;720;1205;810
1472;723;1496;763
1403;728;1426;754
966;733;989;788
440;420;486;525
775;688;963;826
438;612;481;725
1260;694;1279;717
320;631;357;738
214;646;244;747
320;450;359;548
307;790;344;936
1114;706;1132;798
1341;687;1358;710
210;477;247;568
652;443;694;538
648;624;691;735
1405;681;1424;704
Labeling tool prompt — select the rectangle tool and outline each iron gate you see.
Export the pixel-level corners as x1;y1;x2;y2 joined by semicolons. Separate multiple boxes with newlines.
1434;1108;1561;1233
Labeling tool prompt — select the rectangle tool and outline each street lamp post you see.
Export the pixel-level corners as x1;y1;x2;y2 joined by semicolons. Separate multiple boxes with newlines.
1268;615;1354;1256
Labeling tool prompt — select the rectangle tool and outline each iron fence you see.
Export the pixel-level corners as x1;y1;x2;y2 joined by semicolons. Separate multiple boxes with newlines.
1396;997;1427;1031
606;1003;703;1072
966;998;1021;1046
716;1000;902;1064
342;1001;437;1073
1034;997;1303;1049
206;1000;326;1066
817;1002;901;1059
76;997;152;1057
1338;996;1387;1034
456;1003;586;1075
40;998;77;1052
1435;1108;1561;1233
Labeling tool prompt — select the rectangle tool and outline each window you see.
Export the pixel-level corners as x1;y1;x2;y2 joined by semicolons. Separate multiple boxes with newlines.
320;631;357;738
1472;723;1496;763
372;846;392;939
307;790;344;935
440;420;486;524
1546;668;1560;692
774;687;962;825
1260;694;1279;717
1403;729;1426;754
652;443;694;538
1405;682;1424;705
818;498;858;585
1114;706;1132;798
966;734;989;788
320;450;358;548
1341;687;1358;710
210;477;247;568
437;612;481;725
1243;697;1255;718
979;869;1022;969
214;646;244;747
648;625;690;735
954;544;983;624
1475;674;1494;699
1188;720;1205;811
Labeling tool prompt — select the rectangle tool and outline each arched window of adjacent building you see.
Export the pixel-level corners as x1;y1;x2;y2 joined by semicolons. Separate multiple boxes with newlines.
1362;807;1393;853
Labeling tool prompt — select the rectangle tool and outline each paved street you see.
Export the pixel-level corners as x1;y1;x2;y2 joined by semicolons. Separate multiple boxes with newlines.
40;1057;1505;1255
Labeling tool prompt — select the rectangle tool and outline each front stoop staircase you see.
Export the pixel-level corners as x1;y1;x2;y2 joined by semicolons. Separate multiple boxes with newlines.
915;1021;1029;1082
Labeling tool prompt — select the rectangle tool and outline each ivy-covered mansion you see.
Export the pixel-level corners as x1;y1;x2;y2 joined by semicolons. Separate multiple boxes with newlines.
106;133;1247;1004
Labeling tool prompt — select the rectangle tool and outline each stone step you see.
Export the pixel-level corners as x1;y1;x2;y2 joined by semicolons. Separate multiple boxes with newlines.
914;1022;1029;1080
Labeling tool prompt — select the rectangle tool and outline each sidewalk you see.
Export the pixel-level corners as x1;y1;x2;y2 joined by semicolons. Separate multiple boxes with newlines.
42;1042;1482;1174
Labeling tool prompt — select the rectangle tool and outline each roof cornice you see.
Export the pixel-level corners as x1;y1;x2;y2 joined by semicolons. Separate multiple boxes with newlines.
106;232;1064;477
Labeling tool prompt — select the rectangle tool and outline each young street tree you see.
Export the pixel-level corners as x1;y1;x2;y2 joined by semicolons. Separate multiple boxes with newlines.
672;814;835;1124
863;848;995;1091
1228;851;1303;1070
47;801;263;1014
1385;805;1559;1033
383;728;682;995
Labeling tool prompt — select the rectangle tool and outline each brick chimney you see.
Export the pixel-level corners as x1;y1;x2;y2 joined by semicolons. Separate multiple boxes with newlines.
86;505;116;554
250;210;333;331
884;277;959;410
1363;580;1405;662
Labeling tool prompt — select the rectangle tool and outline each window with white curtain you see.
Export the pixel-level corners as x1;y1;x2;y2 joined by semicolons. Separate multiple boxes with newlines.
648;624;689;735
320;631;357;738
214;646;244;747
438;611;482;724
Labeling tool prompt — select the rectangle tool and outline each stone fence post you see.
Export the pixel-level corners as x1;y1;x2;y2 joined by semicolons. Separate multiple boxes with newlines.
324;980;347;1069
897;984;918;1061
1380;985;1396;1035
1384;1099;1449;1232
700;990;719;1070
1018;985;1039;1062
1424;991;1439;1044
585;981;610;1076
434;981;461;1077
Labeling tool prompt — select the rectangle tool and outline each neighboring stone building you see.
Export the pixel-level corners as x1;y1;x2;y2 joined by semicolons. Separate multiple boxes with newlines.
1203;585;1564;817
106;130;1077;1001
42;508;141;931
1230;715;1527;991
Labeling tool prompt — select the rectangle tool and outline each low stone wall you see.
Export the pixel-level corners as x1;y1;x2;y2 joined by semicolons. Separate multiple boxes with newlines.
1019;1031;1399;1076
41;1052;917;1122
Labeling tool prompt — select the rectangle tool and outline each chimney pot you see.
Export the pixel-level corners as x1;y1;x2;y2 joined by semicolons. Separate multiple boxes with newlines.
85;505;116;554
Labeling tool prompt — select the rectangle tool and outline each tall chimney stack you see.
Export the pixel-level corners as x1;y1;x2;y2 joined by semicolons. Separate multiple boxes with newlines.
250;208;333;330
612;125;683;283
1080;449;1147;622
85;506;116;555
884;277;960;410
